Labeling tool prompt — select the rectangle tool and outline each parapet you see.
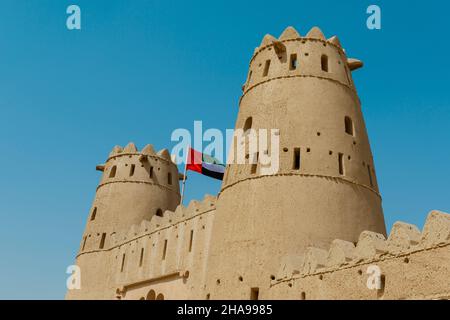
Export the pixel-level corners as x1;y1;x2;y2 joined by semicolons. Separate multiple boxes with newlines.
243;26;363;96
106;142;172;163
275;210;450;281
253;26;342;57
112;194;217;246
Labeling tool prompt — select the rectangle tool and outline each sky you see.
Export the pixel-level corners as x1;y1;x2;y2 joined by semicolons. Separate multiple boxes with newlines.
0;0;448;299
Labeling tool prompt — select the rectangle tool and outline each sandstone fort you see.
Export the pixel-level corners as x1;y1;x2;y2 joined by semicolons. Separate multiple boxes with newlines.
66;26;450;300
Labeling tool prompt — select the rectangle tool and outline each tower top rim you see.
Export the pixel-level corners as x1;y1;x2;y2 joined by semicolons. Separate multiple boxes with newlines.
250;26;346;65
106;142;174;164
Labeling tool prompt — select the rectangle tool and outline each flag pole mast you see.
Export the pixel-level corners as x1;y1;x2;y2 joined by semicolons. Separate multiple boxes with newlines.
180;145;189;205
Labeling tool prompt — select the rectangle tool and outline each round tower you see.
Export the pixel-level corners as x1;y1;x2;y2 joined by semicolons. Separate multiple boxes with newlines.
67;142;180;299
204;26;386;299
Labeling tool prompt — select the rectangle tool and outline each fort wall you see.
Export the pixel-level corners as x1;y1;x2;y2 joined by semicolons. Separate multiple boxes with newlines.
267;211;450;300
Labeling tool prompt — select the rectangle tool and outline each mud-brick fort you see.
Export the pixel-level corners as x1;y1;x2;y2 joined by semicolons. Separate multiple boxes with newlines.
66;26;450;300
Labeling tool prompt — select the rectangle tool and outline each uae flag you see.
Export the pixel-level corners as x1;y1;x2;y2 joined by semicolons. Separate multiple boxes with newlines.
186;148;225;180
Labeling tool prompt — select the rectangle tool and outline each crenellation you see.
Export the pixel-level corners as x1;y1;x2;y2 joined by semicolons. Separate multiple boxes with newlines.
354;231;388;261
421;210;450;247
109;145;123;158
387;222;421;253
246;27;356;97
275;255;305;281
123;142;138;153
302;247;328;275
326;239;356;268
279;26;301;41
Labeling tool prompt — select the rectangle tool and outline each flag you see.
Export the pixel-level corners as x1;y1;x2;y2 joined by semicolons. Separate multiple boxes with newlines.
186;148;225;180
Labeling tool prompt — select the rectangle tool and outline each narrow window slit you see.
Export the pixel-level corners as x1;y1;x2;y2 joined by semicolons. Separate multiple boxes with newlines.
263;60;271;77
99;233;106;249
289;54;298;70
367;165;374;187
139;248;144;267
162;240;168;260
109;166;117;178
321;55;329;72
81;236;87;251
90;207;97;221
251;152;259;174
293;148;301;170
338;153;345;175
120;254;126;272
250;288;259;300
189;230;194;252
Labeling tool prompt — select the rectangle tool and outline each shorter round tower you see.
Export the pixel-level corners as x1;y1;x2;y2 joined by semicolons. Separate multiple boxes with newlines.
67;142;180;299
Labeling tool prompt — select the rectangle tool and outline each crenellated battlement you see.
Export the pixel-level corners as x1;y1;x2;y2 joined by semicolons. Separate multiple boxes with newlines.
96;142;179;195
107;142;173;162
109;194;217;299
112;194;217;246
251;27;346;63
274;210;450;282
242;26;363;97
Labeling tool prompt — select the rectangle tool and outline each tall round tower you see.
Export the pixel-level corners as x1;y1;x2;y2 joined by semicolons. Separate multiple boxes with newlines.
204;26;386;299
67;142;180;299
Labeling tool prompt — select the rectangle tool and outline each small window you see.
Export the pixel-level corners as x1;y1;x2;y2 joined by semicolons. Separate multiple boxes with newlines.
338;153;345;175
247;70;252;84
243;117;252;132
377;275;386;297
139;248;144;267
367;165;374;187
90;207;97;221
345;116;354;136
156;293;164;300
263;60;271;77
250;288;259;300
109;166;117;178
293;148;301;170
99;233;106;249
188;230;194;252
120;254;126;272
81;236;87;251
156;209;163;217
149;166;153;178
251;152;259;174
129;164;135;176
168;172;172;185
162;240;168;260
321;55;329;72
289;54;298;70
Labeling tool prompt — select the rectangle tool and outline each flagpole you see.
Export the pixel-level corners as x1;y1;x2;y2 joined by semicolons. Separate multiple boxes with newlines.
180;145;189;205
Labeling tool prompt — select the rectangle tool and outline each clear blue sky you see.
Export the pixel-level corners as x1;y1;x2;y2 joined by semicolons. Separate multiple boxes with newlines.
0;0;448;299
